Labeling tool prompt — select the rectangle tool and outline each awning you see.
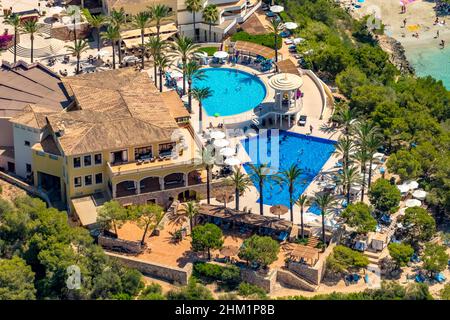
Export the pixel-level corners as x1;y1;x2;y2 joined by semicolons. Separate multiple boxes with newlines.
120;23;178;39
122;31;177;48
234;41;276;59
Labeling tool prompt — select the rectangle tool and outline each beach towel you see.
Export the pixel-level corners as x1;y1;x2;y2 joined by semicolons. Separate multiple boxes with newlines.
406;25;420;32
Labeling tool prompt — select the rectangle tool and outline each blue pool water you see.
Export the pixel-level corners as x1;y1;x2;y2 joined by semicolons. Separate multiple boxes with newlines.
242;131;336;210
192;68;266;116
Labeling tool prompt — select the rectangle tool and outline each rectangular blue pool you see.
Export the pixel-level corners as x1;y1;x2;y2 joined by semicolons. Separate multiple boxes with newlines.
242;130;336;208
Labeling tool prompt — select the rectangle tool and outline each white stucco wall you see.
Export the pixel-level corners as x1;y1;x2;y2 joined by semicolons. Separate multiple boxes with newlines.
13;124;42;178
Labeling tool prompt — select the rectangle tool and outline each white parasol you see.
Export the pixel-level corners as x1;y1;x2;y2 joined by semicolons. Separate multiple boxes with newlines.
270;5;284;13
407;180;419;190
224;156;241;166
284;22;298;30
170;69;183;78
97;49;109;57
214;51;229;59
213;139;230;148
412;189;427;200
397;184;410;194
209;130;226;140
405;199;422;208
219;147;235;157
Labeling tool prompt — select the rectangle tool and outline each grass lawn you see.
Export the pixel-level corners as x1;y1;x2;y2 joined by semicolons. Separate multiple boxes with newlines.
199;47;218;56
231;31;282;50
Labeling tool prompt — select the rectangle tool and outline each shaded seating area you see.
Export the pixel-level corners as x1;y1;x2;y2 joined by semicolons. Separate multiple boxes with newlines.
233;41;276;61
188;170;203;186
197;204;292;241
139;177;161;193
164;173;185;190
116;180;137;197
288;244;320;266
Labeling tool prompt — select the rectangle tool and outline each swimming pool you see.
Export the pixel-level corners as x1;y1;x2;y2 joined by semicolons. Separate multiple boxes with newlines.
242;131;336;211
192;68;267;117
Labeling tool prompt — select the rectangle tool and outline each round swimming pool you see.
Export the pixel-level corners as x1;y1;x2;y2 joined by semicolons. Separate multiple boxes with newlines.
192;68;266;117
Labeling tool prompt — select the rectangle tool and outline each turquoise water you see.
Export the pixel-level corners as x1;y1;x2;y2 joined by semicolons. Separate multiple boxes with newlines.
192;68;266;116
242;131;336;211
406;45;450;89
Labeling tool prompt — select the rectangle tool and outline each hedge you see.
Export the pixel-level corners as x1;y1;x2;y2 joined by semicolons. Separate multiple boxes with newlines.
193;262;240;285
231;31;282;50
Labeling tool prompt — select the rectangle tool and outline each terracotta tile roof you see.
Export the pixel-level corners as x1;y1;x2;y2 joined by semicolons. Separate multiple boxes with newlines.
234;41;275;59
240;14;268;35
275;59;301;76
0;60;71;117
48;68;179;155
10;104;58;129
161;90;190;119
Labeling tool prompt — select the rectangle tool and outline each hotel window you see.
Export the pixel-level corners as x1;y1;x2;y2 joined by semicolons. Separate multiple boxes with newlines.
94;153;102;165
74;176;82;187
84;155;92;166
95;173;103;184
135;146;153;160
84;175;93;186
24;140;30;147
73;157;81;168
26;164;32;173
159;142;175;156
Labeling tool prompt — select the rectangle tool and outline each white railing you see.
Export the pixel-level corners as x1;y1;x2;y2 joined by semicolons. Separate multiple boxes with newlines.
302;69;328;119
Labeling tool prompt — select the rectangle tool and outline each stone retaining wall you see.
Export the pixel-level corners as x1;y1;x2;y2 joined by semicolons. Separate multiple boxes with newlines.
106;252;193;285
51;23;90;41
276;268;316;291
240;268;277;293
98;235;144;254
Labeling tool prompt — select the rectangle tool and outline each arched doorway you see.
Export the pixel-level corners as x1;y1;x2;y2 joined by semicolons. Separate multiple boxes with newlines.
116;180;137;197
164;173;185;190
188;170;203;186
139;177;161;193
178;190;198;202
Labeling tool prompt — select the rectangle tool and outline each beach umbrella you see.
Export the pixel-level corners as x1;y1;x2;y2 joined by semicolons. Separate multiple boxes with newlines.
97;49;109;58
220;245;239;257
210;130;226;140
219;147;235;157
50;6;65;15
214;139;230;148
214;51;229;59
412;190;427;200
293;38;305;44
224;156;241;166
270;204;289;219
397;184;410;194
405;199;422;208
284;22;298;30
270;5;284;13
407;180;419;190
170;70;183;78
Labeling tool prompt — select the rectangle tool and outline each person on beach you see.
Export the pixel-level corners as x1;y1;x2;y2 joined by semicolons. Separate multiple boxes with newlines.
436;30;440;38
403;18;407;28
309;125;313;134
440;40;445;48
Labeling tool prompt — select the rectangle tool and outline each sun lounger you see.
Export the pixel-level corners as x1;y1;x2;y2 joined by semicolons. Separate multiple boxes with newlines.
434;273;446;283
278;231;289;241
415;274;425;283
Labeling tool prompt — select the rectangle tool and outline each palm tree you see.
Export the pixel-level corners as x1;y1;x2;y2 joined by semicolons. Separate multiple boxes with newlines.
133;11;151;69
352;148;370;202
109;8;126;64
247;164;271;216
21;20;38;63
5;14;20;64
268;18;282;68
171;35;199;95
227;167;251;211
295;195;308;239
335;136;354;171
333;106;356;138
336;166;361;204
181;201;199;233
313;192;337;247
65;39;89;74
192;87;212;133
155;54;172;92
201;147;215;204
365;131;383;188
148;4;172;38
66;6;79;44
185;0;204;41
146;36;167;86
202;4;218;42
82;9;106;52
276;164;302;222
100;25;120;69
185;61;205;113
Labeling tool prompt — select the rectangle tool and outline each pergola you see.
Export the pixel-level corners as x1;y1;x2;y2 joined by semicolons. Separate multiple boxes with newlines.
268;72;303;127
234;41;276;60
275;59;301;76
289;245;320;266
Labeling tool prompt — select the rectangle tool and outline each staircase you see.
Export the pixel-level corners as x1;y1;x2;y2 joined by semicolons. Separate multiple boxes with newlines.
307;236;320;248
276;268;319;292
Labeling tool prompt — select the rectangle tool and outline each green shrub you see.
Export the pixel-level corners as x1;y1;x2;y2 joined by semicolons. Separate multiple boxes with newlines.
199;47;218;56
231;31;282;49
238;282;268;299
193;262;240;285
